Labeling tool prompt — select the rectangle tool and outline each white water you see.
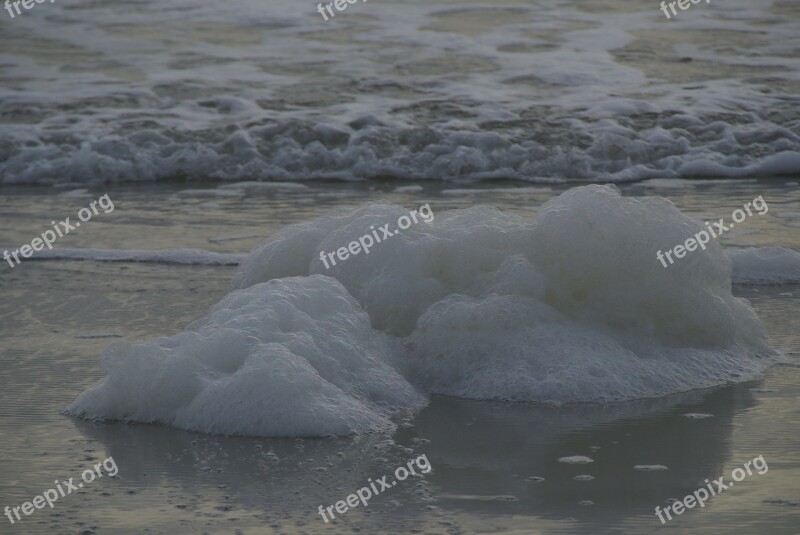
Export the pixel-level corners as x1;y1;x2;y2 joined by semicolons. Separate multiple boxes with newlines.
2;0;799;184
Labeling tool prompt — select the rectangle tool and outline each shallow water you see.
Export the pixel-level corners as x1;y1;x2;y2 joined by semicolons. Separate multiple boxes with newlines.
1;180;798;534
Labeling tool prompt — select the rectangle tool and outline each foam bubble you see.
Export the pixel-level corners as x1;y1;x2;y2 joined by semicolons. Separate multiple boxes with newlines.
558;456;594;464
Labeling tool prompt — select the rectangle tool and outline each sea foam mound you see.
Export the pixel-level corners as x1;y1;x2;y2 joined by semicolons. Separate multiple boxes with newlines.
69;185;778;436
66;276;424;437
234;185;776;404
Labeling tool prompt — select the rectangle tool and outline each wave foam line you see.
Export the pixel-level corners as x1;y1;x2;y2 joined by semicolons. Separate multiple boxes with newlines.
2;248;245;266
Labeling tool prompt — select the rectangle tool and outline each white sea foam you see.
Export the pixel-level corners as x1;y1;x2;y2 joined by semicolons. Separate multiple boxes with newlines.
4;122;797;185
633;465;668;471
728;247;800;285
1;0;799;184
66;276;424;437
559;456;594;465
683;413;714;419
69;186;780;436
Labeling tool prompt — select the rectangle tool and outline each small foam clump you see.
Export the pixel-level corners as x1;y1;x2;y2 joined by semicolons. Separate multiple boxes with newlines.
728;246;800;284
559;456;594;464
66;276;423;437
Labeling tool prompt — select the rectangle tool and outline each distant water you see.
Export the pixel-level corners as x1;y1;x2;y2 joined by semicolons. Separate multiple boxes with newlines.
1;0;799;184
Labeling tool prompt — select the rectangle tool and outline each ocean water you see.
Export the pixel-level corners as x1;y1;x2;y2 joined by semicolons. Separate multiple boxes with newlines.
2;0;800;533
1;0;799;184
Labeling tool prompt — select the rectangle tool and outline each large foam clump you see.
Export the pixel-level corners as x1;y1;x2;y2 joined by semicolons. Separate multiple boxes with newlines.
234;185;775;403
70;185;778;435
66;276;424;437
